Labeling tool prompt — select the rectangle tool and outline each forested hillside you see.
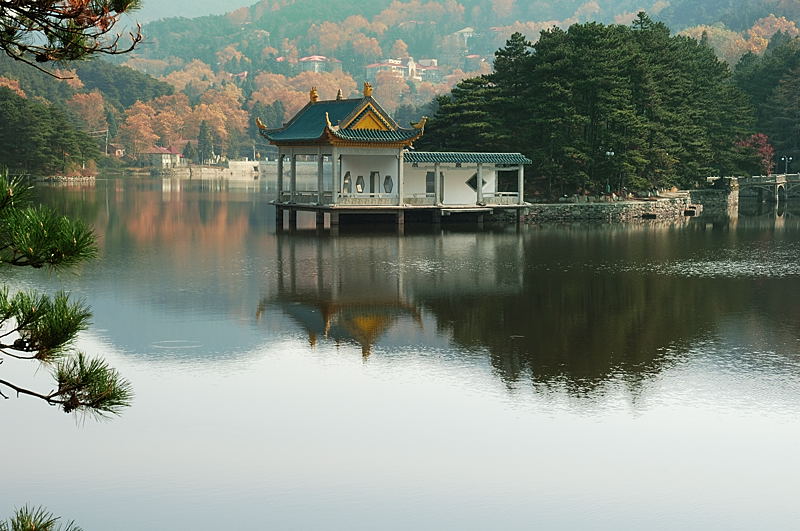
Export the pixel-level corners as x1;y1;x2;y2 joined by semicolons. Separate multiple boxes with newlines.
3;0;800;183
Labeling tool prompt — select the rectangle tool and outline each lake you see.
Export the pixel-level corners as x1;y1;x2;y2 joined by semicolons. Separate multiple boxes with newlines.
3;177;800;530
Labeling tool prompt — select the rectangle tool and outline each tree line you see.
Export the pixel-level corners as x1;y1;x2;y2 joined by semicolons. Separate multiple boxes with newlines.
418;13;792;196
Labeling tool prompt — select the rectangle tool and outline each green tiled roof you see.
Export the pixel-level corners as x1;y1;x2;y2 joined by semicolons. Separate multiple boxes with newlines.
330;128;421;143
262;98;362;142
404;152;531;164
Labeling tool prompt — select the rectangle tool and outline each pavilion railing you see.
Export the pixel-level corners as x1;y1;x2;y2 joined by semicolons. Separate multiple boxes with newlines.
483;192;520;205
277;190;334;204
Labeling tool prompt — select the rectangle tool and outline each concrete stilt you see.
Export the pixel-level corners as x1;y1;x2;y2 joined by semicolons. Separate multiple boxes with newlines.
275;207;283;231
330;211;340;226
477;213;485;228
316;211;325;229
288;209;298;230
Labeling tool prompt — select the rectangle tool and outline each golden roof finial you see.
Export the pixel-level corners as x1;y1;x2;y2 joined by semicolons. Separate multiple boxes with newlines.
255;117;267;130
363;81;373;98
309;86;319;103
411;116;428;130
325;111;338;131
336;88;343;100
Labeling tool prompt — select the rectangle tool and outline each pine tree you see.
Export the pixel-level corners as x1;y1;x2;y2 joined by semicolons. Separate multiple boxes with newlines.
424;14;759;195
197;120;214;164
0;173;132;415
182;141;198;163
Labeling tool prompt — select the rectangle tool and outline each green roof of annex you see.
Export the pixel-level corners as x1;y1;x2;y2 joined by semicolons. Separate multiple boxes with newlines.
404;152;531;165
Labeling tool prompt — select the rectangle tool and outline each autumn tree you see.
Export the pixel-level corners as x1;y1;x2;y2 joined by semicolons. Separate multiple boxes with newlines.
0;76;25;98
373;70;410;113
736;133;776;175
66;91;108;132
117;101;158;155
390;39;409;58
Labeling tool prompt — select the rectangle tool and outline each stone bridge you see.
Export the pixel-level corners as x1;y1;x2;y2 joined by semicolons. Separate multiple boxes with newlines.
738;174;800;202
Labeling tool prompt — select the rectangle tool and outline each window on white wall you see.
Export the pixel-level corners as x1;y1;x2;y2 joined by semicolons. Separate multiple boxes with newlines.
425;171;435;194
356;175;365;193
370;171;380;194
343;171;352;194
384;175;393;193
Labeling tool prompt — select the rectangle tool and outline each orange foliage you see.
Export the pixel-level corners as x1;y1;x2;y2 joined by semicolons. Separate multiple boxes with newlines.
745;15;800;54
188;104;231;143
152;110;183;148
216;45;250;67
66;91;107;131
390;39;409;58
162;60;217;92
681;25;748;64
289;71;357;99
0;76;26;98
53;69;84;89
351;34;383;61
250;70;358;119
316;22;343;54
373;71;411;113
117;112;158;154
150;93;192;117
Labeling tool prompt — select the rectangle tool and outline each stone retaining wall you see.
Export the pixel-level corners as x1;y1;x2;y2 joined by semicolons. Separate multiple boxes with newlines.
153;163;260;180
689;188;738;215
521;197;699;223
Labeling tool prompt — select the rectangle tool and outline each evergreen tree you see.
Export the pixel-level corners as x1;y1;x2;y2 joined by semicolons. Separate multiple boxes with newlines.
735;38;800;166
423;13;758;196
0;88;100;175
0;173;132;414
1;505;82;531
182;141;198;163
197;120;214;163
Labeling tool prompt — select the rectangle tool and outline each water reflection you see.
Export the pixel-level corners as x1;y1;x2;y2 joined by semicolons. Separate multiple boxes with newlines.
29;179;800;398
255;219;800;399
12;178;800;531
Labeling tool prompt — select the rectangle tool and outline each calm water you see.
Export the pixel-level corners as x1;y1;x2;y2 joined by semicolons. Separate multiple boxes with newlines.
3;178;800;530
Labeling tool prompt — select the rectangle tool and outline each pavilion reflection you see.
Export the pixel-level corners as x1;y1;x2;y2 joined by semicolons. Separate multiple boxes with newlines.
257;229;522;358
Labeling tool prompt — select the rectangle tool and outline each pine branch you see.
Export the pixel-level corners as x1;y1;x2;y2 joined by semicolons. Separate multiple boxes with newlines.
0;352;132;416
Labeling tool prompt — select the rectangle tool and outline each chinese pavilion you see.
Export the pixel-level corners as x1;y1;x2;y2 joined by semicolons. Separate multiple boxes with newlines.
257;82;530;227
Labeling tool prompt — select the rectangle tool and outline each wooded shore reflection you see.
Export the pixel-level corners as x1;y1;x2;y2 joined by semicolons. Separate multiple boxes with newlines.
33;178;800;396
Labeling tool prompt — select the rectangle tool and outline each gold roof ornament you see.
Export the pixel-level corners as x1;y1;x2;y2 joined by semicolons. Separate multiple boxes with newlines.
310;86;319;102
324;111;339;131
411;116;428;130
363;81;373;98
336;88;343;100
255;117;267;130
